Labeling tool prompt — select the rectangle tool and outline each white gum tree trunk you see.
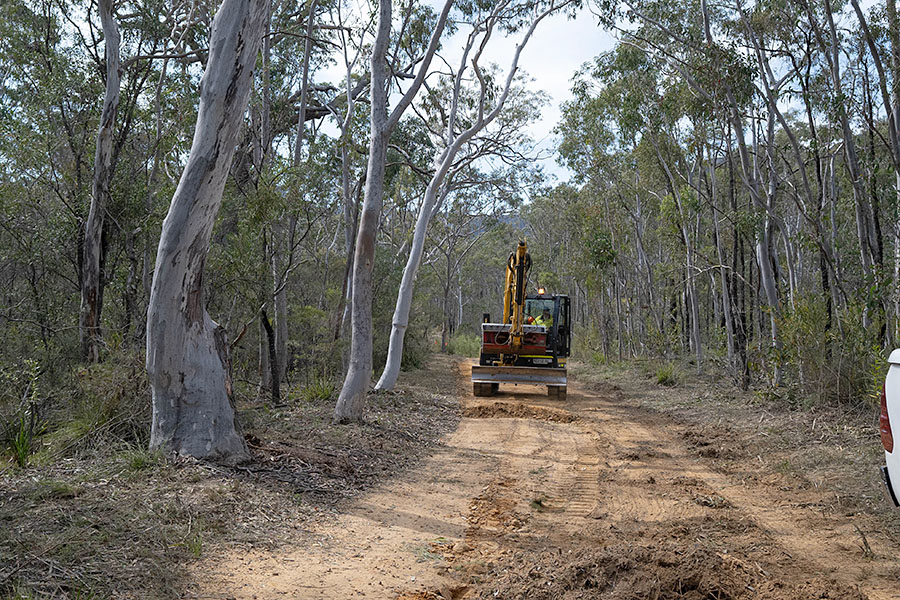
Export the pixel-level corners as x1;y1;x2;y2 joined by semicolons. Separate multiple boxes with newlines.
333;0;453;423
374;1;562;391
80;0;120;363
146;0;268;463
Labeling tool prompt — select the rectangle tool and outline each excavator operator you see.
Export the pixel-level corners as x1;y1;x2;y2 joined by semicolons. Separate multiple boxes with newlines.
534;308;553;328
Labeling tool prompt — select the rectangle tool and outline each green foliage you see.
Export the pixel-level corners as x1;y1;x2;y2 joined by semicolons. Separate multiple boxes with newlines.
447;333;481;358
1;360;45;468
571;327;607;365
286;306;344;384
184;526;204;558
583;223;617;272
6;408;41;468
298;375;337;404
656;362;680;387
775;297;886;407
2;586;37;600
68;351;151;450
30;479;82;501
400;326;431;371
536;270;561;292
118;447;164;474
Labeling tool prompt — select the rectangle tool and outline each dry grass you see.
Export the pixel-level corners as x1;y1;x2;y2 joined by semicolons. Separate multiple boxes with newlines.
0;353;462;599
571;358;900;539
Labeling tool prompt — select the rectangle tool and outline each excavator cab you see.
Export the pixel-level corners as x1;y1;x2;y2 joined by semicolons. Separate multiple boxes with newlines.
480;293;570;369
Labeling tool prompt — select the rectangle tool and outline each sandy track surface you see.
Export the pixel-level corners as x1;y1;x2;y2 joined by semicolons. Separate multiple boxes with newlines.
192;361;897;599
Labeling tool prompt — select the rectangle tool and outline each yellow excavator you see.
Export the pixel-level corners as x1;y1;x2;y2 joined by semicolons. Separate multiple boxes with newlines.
472;241;570;399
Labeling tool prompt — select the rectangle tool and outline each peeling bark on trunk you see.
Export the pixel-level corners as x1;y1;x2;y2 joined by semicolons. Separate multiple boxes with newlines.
80;0;120;363
333;0;452;423
146;0;268;463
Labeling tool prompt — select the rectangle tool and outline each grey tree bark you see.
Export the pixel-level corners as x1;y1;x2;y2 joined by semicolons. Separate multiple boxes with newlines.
708;152;735;365
333;0;453;423
146;0;269;463
375;0;562;391
814;0;876;276
80;0;120;363
144;2;197;340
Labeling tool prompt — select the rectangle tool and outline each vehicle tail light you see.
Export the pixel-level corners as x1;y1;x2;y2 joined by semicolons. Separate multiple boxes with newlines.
881;383;894;453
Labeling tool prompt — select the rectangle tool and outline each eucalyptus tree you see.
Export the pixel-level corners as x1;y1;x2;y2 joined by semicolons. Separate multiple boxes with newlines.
0;1;97;364
250;0;334;400
427;188;501;350
323;0;373;341
559;0;900;396
560;38;712;365
374;0;568;391
0;0;187;368
80;0;121;363
146;0;269;463
77;0;196;360
848;0;900;338
333;0;454;423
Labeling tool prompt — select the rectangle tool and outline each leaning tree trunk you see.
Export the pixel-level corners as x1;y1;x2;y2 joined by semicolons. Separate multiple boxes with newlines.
375;183;445;390
333;0;451;422
80;0;120;363
146;0;268;463
373;0;558;390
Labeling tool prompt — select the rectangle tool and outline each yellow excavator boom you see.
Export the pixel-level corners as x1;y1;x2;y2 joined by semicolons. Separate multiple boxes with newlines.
502;240;530;357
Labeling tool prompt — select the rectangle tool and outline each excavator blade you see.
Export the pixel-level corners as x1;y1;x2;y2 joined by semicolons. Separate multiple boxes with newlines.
471;365;567;386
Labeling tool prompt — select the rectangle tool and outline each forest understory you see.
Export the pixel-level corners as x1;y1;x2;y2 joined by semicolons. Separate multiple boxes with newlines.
6;0;900;597
2;352;896;599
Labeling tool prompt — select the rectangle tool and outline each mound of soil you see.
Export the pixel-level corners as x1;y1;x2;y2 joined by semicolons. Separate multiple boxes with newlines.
463;402;576;423
467;543;868;600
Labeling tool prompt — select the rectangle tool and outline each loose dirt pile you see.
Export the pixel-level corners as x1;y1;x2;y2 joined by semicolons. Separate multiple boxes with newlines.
462;401;576;422
468;543;867;600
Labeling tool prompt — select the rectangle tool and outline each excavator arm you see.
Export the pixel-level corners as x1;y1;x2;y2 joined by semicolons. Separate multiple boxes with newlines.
502;241;531;360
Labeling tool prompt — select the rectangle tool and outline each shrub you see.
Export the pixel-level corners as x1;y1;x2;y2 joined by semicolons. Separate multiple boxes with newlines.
299;374;336;404
656;362;680;386
447;333;481;358
400;323;431;371
775;297;885;407
69;350;151;450
571;327;606;364
1;359;45;468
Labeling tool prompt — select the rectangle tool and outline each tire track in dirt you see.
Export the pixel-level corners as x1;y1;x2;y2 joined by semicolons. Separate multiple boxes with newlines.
571;380;894;600
588;393;896;599
448;365;890;600
189;360;897;599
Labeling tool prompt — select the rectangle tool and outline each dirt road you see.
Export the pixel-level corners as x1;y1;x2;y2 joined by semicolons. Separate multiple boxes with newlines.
194;361;898;599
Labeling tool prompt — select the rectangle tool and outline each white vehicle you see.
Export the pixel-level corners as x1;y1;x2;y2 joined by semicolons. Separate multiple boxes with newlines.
881;350;900;507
